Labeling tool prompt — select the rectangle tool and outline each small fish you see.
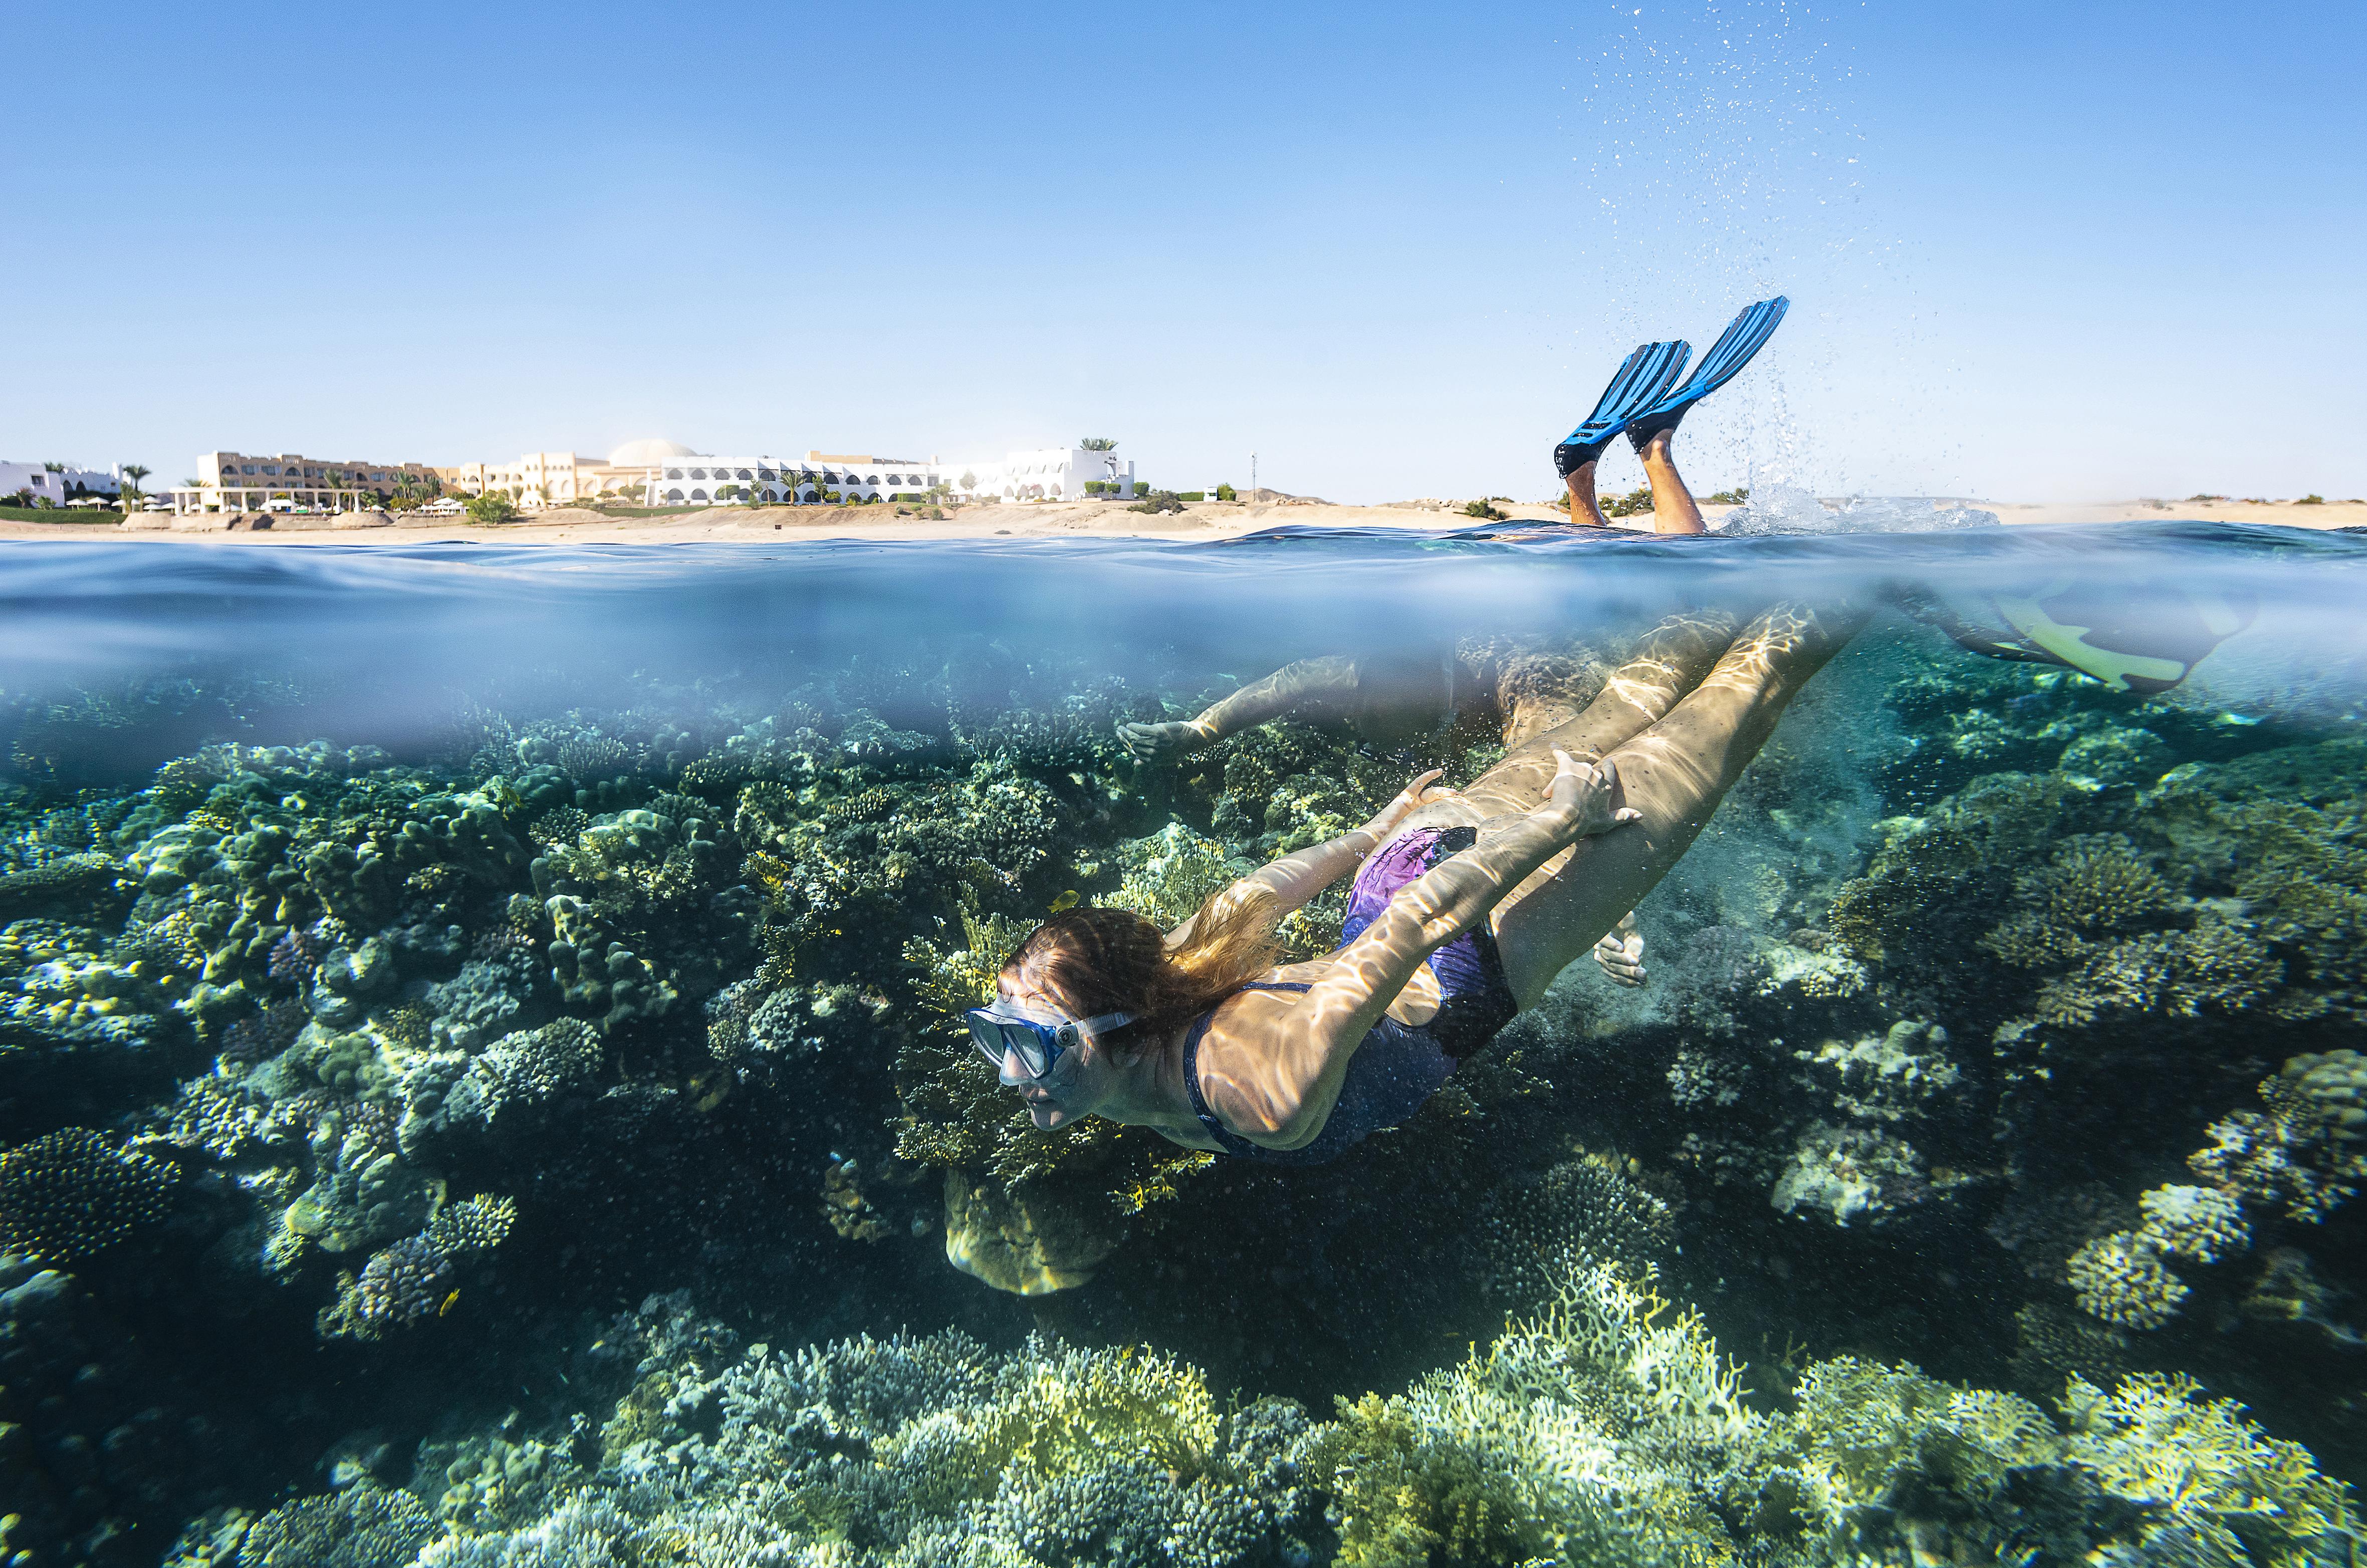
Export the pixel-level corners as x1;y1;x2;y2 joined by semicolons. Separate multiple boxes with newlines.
1049;889;1081;914
439;1289;460;1317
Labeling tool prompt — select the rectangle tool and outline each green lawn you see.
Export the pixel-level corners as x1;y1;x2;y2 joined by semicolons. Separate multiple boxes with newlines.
0;505;123;524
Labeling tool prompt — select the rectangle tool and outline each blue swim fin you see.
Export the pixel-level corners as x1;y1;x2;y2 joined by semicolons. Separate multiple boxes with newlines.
1553;340;1691;478
1623;296;1789;447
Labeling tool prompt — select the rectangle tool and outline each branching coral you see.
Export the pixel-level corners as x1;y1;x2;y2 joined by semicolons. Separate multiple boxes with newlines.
2066;1231;2190;1330
1478;1153;1673;1307
2191;1049;2367;1222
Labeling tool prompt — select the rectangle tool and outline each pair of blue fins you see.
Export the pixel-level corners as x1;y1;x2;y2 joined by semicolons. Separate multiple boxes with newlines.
1540;293;2250;696
1554;296;1790;480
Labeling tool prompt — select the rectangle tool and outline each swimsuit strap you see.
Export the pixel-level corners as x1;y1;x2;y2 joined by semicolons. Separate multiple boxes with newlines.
1182;980;1312;1157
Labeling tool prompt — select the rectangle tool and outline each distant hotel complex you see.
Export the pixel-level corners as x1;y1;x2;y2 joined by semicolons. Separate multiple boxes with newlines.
165;438;1139;513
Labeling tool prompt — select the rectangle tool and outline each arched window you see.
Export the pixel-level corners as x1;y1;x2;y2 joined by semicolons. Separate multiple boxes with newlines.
799;488;817;502
737;468;752;480
865;474;879;486
690;468;708;480
665;489;684;502
666;468;683;480
691;488;708;501
758;468;775;481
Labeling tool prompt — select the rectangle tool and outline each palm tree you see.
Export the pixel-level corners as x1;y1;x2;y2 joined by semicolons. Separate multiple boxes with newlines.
1080;438;1117;452
120;464;151;509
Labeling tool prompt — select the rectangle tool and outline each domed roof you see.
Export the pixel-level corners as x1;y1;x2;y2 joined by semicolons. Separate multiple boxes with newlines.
607;437;702;465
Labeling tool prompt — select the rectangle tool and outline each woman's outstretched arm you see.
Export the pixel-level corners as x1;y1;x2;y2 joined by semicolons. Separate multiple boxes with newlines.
1119;656;1362;757
1205;752;1635;1147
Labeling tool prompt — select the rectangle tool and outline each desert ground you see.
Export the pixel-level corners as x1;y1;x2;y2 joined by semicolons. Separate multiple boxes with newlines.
2;493;2359;545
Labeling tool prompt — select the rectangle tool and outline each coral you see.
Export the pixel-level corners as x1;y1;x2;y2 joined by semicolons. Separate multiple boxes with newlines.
267;919;330;985
426;1190;518;1254
216;996;307;1065
2136;1181;2249;1263
940;1167;1127;1294
413;1420;582;1532
1103;821;1245;928
421;947;542;1053
0;852;119;918
1790;1017;1959;1124
241;1481;435;1568
350;1231;453;1328
2191;1049;2367;1222
1770;1122;1929;1227
1299;1260;1751;1567
2067;1231;2189;1330
0;1126;176;1262
441;1017;604;1130
2059;1371;2359;1567
1478;1152;1673;1308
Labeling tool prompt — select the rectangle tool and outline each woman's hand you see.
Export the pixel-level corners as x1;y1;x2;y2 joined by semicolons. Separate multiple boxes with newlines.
1118;718;1217;758
1533;749;1641;841
1354;767;1447;846
1592;910;1646;986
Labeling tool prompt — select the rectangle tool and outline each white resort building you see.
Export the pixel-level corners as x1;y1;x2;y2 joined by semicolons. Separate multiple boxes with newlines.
1;460;122;506
648;445;1137;505
165;438;1143;514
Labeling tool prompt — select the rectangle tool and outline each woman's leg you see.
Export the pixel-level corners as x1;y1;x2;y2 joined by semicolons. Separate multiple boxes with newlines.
1454;608;1741;817
1487;599;1869;1006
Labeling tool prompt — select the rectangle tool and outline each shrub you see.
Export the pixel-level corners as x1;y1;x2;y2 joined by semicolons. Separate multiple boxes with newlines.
1128;491;1186;515
1215;483;1237;501
1707;487;1750;504
1173;491;1205;502
1463;499;1507;520
2297;494;2325;505
1602;485;1653;517
1083;481;1107;495
465;492;517;524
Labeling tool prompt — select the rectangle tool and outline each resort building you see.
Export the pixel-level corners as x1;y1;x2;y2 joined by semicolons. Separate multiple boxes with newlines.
437;439;694;507
173;450;441;513
0;460;121;505
164;438;1142;514
648;445;1137;505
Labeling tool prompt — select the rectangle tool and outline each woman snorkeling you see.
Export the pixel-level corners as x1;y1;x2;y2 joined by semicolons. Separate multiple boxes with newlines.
973;597;1851;1163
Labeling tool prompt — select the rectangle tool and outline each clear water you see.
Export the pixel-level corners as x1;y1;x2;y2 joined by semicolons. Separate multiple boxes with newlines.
2;521;2362;1567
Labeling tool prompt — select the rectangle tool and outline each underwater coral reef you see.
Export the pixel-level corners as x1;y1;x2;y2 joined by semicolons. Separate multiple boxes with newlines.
1;611;2361;1566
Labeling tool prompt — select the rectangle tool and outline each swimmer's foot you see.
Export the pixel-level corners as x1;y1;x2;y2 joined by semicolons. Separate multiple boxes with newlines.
1553;339;1690;526
1621;295;1789;453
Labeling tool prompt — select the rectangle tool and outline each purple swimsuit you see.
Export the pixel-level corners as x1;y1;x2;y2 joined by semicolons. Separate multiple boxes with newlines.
1182;826;1518;1165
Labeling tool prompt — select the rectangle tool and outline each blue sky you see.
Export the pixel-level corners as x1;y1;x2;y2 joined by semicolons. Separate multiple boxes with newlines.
7;0;2360;504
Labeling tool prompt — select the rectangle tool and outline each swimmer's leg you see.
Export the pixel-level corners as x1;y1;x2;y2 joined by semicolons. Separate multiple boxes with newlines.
1633;427;1707;536
1620;297;1790;536
1490;596;1870;1006
1554;341;1691;529
1453;609;1741;817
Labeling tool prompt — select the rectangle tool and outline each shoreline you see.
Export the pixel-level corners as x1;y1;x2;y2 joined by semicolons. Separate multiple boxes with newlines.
1;494;2358;546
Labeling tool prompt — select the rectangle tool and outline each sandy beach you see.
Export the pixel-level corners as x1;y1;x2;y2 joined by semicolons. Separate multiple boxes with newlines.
3;493;2359;546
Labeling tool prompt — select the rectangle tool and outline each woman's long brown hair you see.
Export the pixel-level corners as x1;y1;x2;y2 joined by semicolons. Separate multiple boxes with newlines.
1002;889;1285;1047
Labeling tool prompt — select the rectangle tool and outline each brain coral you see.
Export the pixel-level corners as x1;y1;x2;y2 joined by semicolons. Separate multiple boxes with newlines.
0;1126;176;1262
